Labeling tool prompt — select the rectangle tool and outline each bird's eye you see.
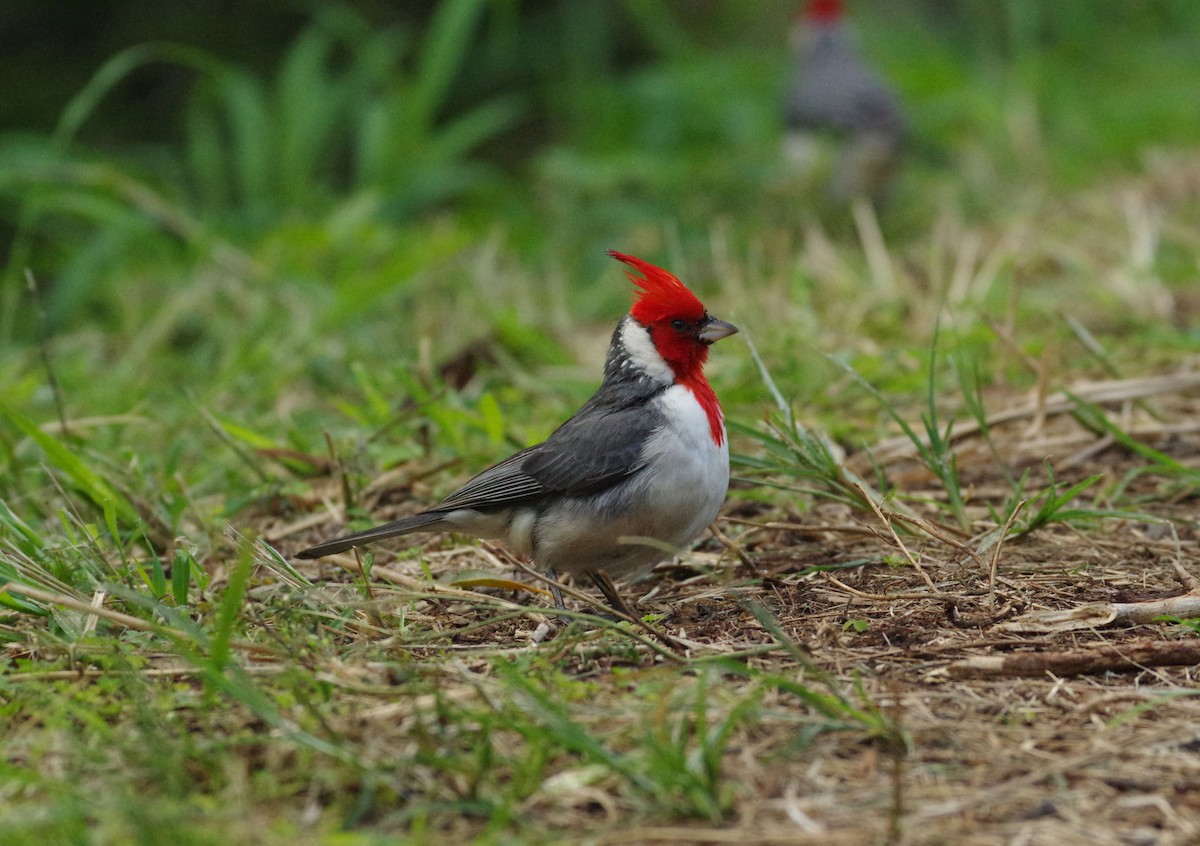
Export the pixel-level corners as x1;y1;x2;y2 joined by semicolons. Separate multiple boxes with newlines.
671;319;687;331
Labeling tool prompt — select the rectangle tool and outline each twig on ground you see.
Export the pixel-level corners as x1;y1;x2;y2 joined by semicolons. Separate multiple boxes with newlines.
1173;561;1200;593
709;521;754;569
941;639;1200;678
998;590;1200;633
988;499;1027;610
852;482;938;593
945;601;1023;629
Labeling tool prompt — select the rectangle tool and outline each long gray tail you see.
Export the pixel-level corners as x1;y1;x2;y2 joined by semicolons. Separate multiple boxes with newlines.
296;512;446;559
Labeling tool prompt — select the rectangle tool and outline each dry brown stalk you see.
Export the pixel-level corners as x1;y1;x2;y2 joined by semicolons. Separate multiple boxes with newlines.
998;591;1200;633
943;639;1200;678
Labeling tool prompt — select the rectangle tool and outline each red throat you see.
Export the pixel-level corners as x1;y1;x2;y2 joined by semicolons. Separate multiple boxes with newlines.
685;373;725;447
646;323;724;446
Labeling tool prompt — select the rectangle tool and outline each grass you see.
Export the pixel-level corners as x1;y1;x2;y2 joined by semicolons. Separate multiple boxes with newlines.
3;1;1200;842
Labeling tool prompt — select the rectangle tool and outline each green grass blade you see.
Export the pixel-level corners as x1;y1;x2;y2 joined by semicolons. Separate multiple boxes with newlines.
1068;392;1200;484
54;42;224;148
0;402;138;525
171;547;193;607
210;537;254;671
415;0;487;120
495;660;654;793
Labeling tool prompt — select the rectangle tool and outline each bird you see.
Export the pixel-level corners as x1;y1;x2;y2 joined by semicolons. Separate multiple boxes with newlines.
297;251;739;613
784;0;906;204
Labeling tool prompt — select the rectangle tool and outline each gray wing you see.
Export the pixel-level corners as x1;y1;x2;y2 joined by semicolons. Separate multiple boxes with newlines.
521;400;660;495
434;394;662;512
436;446;545;511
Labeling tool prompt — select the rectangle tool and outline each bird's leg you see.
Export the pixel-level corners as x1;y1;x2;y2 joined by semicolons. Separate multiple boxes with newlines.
546;568;567;610
586;569;685;655
587;569;640;621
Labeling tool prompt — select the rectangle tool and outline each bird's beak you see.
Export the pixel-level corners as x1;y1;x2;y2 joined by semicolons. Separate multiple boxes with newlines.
698;317;739;344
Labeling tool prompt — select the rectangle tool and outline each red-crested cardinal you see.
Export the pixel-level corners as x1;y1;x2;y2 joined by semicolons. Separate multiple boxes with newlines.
297;251;738;609
784;0;906;203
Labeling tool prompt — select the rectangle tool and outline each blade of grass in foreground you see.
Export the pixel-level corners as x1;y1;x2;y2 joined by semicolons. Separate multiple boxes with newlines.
495;659;655;794
0;402;138;525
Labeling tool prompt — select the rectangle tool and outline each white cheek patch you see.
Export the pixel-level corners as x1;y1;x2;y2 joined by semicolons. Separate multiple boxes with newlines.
619;318;674;385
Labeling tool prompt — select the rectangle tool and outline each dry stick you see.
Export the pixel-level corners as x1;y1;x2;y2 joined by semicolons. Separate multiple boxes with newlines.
1164;522;1197;592
852;482;938;593
988;499;1027;611
998;528;1200;634
81;589;106;637
945;639;1200;679
999;592;1200;633
0;581;279;657
709;521;754;569
1173;561;1200;593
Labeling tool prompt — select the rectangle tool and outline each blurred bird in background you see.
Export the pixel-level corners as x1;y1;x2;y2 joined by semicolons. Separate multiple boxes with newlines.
784;0;907;205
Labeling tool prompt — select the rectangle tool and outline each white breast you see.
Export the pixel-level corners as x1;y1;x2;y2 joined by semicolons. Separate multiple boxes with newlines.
531;383;729;579
637;384;730;543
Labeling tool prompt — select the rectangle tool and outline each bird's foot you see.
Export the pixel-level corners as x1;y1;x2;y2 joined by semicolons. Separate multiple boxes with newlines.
586;569;684;654
587;570;641;620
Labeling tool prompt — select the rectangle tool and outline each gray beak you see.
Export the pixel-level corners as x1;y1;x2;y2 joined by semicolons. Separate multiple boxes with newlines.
698;317;739;344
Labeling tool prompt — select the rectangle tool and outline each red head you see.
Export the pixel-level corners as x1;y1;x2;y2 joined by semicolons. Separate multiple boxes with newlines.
610;246;736;365
610;251;710;378
801;0;843;24
612;251;707;328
